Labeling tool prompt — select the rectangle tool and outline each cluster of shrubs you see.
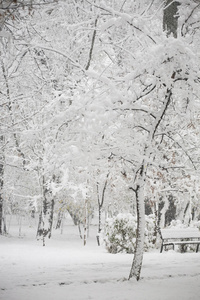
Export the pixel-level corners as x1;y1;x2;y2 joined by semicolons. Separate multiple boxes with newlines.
102;213;156;254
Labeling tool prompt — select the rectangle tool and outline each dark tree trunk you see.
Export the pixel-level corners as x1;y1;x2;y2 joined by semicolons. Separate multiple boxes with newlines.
48;198;55;239
78;222;83;239
83;198;87;246
0;196;3;235
165;195;176;227
163;0;180;38
55;210;64;229
96;172;109;246
37;211;43;238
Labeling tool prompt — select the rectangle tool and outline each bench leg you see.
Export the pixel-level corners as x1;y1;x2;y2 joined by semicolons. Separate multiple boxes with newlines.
160;243;163;253
196;244;199;253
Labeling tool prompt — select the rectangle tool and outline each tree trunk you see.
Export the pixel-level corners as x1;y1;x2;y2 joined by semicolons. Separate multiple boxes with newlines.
37;178;54;245
48;198;55;239
129;86;173;280
83;197;88;246
37;210;43;238
163;0;180;38
56;210;64;229
0;137;5;235
129;164;146;281
42;191;54;246
98;203;102;234
96;204;102;246
78;222;83;239
0;196;3;235
96;172;109;245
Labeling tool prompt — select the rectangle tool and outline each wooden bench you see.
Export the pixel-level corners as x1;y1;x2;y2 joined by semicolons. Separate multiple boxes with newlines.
160;228;200;253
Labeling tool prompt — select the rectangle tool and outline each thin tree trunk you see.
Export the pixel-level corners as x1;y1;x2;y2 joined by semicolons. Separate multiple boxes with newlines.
96;172;110;245
129;164;146;280
0;197;3;235
97;205;102;246
37;177;54;245
78;222;83;239
56;209;65;232
83;197;88;246
3;214;7;234
0;136;5;235
37;210;43;238
55;210;63;229
60;216;64;234
48;198;54;239
129;88;173;280
18;215;22;237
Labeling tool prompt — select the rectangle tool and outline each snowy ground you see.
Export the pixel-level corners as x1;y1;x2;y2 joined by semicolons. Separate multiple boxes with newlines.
1;217;200;300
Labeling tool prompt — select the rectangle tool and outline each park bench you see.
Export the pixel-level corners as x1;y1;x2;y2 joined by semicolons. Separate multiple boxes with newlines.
160;228;200;253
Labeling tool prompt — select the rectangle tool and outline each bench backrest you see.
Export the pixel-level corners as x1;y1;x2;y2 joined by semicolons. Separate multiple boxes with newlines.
161;228;200;239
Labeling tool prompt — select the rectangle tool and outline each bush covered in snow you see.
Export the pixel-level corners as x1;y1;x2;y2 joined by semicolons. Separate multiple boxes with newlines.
103;213;156;254
144;214;157;251
192;220;200;231
169;219;200;230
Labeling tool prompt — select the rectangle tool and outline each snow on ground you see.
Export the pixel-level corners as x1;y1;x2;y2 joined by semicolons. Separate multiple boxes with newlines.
0;217;200;300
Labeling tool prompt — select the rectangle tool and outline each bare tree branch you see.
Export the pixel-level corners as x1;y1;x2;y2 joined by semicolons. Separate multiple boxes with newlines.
85;18;98;70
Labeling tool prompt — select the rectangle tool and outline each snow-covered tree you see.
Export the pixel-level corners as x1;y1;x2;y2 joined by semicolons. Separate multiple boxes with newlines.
1;1;200;284
0;0;60;235
73;0;200;280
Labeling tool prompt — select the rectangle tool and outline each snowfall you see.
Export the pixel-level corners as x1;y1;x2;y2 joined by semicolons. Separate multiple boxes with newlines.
1;216;200;300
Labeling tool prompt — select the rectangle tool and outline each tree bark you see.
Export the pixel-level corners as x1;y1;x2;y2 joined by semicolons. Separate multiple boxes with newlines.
83;197;88;246
129;88;173;280
129;164;146;281
55;210;64;229
37;177;55;246
0;136;5;235
163;0;180;38
0;186;3;235
96;172;109;246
